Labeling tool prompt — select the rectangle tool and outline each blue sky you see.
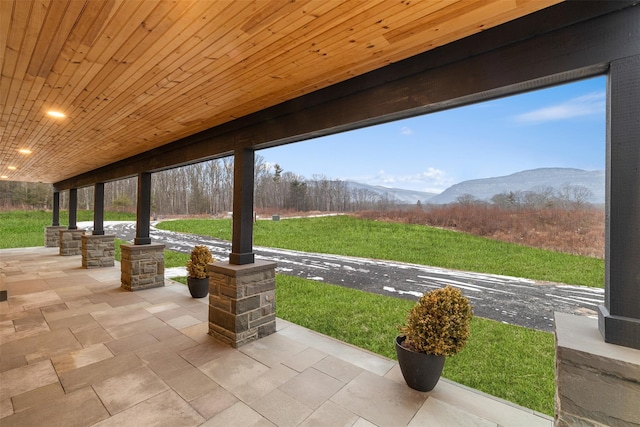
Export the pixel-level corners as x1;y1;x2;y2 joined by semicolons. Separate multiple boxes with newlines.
259;76;606;194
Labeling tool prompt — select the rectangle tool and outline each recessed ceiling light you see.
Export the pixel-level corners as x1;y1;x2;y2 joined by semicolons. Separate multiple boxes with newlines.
1;175;8;179
8;166;17;170
19;148;32;154
47;111;66;118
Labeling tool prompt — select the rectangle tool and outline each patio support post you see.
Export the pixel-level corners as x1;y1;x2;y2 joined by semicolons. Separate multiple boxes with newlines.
134;172;152;245
59;188;84;255
121;172;164;290
45;191;65;247
598;54;640;350
82;182;114;268
93;182;105;235
52;191;60;226
68;188;78;230
229;148;255;265
209;148;276;347
555;53;640;427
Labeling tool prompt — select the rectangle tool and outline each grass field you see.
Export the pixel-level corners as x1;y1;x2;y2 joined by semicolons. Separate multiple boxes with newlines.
157;215;604;287
358;205;605;258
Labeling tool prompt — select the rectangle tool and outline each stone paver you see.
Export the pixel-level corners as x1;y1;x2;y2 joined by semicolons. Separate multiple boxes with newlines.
93;366;169;415
332;370;427;426
1;387;109;427
92;390;204;427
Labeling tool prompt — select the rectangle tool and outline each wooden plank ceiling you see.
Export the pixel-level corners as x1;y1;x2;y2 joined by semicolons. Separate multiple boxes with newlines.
1;0;561;184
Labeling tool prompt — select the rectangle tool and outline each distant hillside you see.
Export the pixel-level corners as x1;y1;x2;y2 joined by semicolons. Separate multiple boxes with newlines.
345;181;437;204
429;168;605;204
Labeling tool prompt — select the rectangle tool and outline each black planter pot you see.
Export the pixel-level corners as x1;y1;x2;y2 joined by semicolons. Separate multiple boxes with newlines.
187;277;209;298
395;336;445;392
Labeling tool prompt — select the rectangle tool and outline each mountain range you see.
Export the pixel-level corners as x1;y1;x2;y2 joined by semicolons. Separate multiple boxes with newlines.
345;181;439;204
347;168;605;205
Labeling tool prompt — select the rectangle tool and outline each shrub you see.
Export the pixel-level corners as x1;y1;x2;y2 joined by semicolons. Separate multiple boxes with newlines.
400;286;473;356
186;245;213;279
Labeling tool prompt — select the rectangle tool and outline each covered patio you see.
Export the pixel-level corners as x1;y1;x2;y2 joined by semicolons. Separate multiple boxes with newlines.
1;0;639;425
0;247;552;426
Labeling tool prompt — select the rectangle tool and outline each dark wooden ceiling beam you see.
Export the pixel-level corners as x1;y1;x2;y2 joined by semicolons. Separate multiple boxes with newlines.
53;1;639;191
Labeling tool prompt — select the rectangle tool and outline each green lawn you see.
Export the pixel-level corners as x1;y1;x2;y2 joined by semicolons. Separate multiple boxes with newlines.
157;216;604;287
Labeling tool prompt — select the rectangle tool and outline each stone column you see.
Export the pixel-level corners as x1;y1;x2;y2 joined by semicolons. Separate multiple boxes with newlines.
120;243;165;291
555;313;640;426
208;260;277;347
59;229;85;256
82;234;115;268
45;225;66;247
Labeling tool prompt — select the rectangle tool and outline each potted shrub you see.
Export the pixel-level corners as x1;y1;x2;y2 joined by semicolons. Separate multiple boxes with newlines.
396;285;473;391
186;245;214;298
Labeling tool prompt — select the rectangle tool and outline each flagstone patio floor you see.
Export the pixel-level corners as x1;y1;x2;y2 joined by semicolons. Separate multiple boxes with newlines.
0;246;553;426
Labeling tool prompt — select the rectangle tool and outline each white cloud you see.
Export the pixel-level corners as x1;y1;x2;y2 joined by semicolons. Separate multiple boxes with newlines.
514;91;605;124
400;126;413;135
357;167;453;193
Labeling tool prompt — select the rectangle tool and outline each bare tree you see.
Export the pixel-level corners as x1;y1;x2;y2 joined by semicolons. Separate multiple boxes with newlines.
456;193;479;205
557;183;594;209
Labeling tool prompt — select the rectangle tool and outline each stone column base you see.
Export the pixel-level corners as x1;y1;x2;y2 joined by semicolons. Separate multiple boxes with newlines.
59;229;85;256
208;260;277;348
82;234;115;268
120;243;165;291
45;226;66;247
555;312;640;426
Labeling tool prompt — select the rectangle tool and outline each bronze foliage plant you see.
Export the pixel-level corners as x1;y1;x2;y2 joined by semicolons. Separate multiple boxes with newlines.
186;245;214;279
400;285;473;356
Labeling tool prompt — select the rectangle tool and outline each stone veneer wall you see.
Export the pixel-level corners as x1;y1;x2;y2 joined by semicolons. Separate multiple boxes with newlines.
120;243;165;291
45;226;66;247
82;234;115;268
208;260;277;348
59;229;85;256
555;312;640;426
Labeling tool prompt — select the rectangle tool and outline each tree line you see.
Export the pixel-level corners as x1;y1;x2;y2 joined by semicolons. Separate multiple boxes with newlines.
0;155;596;215
0;156;405;215
456;183;595;210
